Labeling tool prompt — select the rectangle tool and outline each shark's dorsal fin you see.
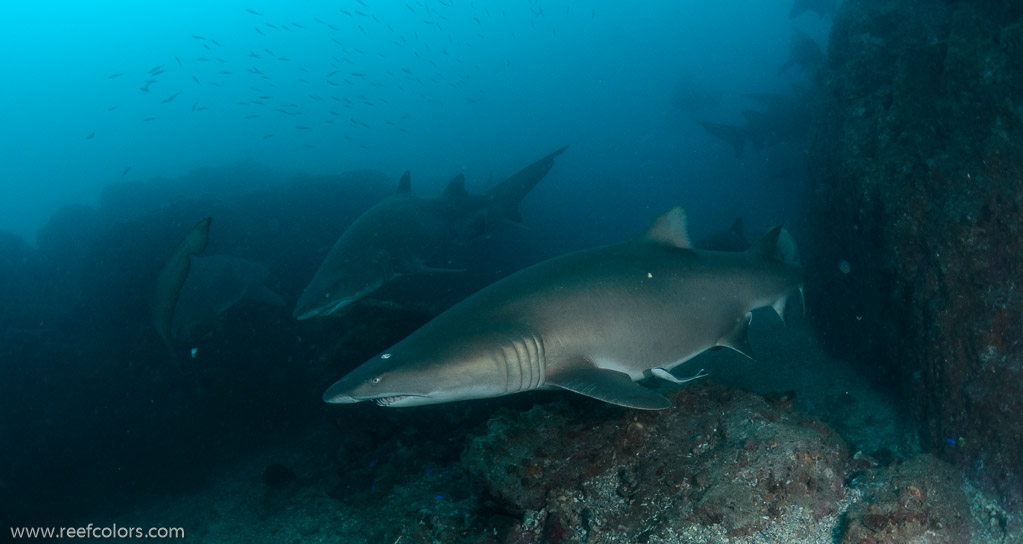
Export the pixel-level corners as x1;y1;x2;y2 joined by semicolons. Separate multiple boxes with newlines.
396;171;412;194
635;207;692;249
443;174;467;197
547;360;670;410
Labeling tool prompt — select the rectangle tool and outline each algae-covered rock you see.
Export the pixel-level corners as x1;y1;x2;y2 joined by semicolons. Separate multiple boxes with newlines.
839;455;971;543
463;383;849;541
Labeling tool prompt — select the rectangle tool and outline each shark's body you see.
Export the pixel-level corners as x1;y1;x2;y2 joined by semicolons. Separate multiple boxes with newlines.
294;146;568;319
698;91;814;157
150;217;211;353
323;207;803;410
777;29;825;77
172;255;284;342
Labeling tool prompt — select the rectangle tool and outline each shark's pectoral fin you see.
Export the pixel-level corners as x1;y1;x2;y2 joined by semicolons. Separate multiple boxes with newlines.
546;364;670;410
717;312;754;359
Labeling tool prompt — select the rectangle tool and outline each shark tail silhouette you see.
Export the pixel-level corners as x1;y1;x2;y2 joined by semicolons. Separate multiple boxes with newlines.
150;217;211;357
485;145;568;223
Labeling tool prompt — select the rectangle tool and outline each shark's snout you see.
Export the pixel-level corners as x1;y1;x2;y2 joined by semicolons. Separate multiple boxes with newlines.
322;379;359;404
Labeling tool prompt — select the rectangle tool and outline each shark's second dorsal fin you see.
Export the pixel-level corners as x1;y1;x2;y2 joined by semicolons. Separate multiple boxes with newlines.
749;226;799;264
396;171;412;194
635;207;692;249
443;174;467;197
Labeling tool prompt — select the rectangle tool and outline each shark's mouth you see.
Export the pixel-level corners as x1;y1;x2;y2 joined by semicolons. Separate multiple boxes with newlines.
373;394;426;407
374;395;409;406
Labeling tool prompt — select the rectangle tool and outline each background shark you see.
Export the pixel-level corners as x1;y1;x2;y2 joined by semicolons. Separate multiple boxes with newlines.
294;146;568;320
697;217;750;252
149;217;211;353
322;207;803;410
172;255;284;343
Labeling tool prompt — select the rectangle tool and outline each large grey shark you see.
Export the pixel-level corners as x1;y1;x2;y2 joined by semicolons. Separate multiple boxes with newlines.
322;207;803;410
294;146;568;320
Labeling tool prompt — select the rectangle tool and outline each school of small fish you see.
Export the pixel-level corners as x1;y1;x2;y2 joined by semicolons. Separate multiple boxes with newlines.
89;1;587;176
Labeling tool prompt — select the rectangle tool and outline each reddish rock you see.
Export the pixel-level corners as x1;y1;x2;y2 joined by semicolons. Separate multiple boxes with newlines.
462;383;849;540
839;455;971;543
804;0;1023;510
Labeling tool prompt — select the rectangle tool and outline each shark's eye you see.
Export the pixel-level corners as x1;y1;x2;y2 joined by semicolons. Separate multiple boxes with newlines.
371;377;381;384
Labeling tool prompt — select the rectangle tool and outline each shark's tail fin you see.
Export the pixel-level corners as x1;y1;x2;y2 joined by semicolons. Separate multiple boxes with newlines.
749;226;804;325
151;217;212;360
484;146;568;223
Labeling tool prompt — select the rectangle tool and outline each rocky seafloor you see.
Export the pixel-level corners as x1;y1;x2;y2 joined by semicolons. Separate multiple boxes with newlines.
110;320;1019;544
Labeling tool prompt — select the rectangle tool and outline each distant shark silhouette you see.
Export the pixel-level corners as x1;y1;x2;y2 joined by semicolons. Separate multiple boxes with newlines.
697;91;814;157
172;255;284;342
150;217;211;353
323;207;803;409
697;217;750;252
778;29;826;77
294;146;568;319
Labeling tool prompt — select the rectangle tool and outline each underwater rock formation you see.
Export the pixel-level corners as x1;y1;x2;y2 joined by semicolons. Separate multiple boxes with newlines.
838;455;971;543
804;0;1023;509
463;384;849;541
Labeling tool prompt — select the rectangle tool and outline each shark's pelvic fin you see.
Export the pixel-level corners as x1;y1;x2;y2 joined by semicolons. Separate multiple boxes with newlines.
150;217;211;355
547;361;671;410
396;170;412;194
635;207;693;249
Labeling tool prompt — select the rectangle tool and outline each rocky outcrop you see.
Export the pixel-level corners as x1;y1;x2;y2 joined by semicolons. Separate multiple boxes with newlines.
804;0;1023;507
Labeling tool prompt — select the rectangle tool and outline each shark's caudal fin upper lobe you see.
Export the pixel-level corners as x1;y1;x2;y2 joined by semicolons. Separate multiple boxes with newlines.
150;217;211;356
485;145;568;223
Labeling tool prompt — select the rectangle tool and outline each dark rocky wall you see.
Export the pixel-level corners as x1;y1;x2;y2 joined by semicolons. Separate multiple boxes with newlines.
804;0;1023;507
